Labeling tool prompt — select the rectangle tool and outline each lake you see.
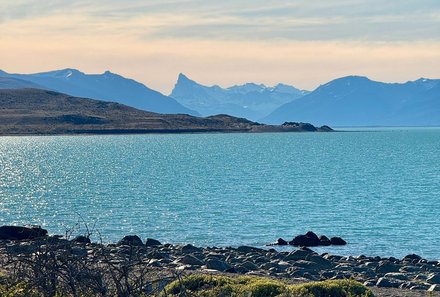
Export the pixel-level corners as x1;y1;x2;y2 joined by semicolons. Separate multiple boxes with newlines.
1;128;439;259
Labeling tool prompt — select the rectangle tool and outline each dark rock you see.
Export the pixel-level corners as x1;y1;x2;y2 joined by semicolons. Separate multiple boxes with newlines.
321;270;337;279
376;277;401;288
399;265;419;273
240;261;259;271
71;247;87;257
403;254;422;261
319;235;331;246
306;254;333;269
292;260;321;271
145;238;162;246
73;235;91;244
330;237;347;245
399;281;419;289
117;235;143;246
427;273;440;284
384;272;410;281
0;225;48;240
284;249;313;261
6;242;39;254
146;250;167;259
376;262;401;274
180;255;204;266
363;280;376;287
290;231;320;247
429;284;440;292
181;244;202;254
237;246;264;254
205;259;231;272
268;238;288;246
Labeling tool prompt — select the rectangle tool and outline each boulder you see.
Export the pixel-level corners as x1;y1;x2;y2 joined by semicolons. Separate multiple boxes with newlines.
330;237;347;245
180;255;204;266
240;261;259;271
284;249;313;261
427;273;440;284
145;238;162;246
205;259;231;272
376;261;401;274
117;235;143;246
384;272;410;281
181;244;203;254
268;238;288;246
403;254;422;261
306;254;333;269
237;246;264;254
0;225;48;240
319;235;331;246
290;231;320;247
376;277;402;288
292;260;321;271
428;284;440;292
72;235;91;244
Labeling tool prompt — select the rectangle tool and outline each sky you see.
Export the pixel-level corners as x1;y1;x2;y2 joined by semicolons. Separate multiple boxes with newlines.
1;0;440;94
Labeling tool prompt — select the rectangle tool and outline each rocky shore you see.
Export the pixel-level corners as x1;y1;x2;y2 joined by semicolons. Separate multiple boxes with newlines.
1;227;440;296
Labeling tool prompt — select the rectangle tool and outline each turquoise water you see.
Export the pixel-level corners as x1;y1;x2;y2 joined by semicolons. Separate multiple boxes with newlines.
1;129;440;259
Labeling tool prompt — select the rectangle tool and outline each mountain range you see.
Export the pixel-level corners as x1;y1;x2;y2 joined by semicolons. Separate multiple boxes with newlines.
170;73;308;121
0;69;198;116
0;68;439;127
263;76;440;126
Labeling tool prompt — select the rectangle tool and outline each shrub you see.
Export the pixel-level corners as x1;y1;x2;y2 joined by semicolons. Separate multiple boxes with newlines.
289;279;374;297
162;275;374;297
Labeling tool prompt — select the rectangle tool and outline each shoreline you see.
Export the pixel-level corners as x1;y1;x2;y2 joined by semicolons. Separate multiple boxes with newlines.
1;229;440;295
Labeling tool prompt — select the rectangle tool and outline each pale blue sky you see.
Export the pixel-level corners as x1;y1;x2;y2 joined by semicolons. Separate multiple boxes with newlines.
1;0;439;92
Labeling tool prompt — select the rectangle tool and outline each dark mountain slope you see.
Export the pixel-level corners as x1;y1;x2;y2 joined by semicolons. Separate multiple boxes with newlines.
0;89;330;135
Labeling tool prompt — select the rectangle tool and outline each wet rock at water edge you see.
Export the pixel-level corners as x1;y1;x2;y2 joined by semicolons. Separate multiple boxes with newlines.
319;235;331;246
72;235;91;244
267;238;288;246
117;235;143;246
290;231;320;247
330;237;347;246
0;225;48;240
145;238;162;246
181;244;203;254
283;231;347;247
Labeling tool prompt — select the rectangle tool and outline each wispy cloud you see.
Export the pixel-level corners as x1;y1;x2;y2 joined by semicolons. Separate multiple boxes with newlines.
2;0;439;41
1;1;439;93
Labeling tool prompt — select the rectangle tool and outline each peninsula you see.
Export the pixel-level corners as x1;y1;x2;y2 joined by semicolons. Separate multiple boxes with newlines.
0;88;332;135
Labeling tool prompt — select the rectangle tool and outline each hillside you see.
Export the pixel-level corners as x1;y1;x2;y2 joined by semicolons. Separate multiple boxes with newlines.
0;89;330;135
170;73;308;120
0;69;198;116
0;77;44;89
263;76;440;126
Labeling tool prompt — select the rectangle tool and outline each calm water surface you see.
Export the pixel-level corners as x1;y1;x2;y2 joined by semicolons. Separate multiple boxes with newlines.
1;129;440;259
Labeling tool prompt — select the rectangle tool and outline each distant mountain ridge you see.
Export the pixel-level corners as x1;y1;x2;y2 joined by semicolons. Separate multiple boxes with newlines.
170;73;309;121
263;76;440;126
0;69;198;116
1;69;438;127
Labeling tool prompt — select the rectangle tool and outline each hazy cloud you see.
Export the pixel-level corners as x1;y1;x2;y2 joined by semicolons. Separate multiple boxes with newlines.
2;0;439;41
1;1;439;93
